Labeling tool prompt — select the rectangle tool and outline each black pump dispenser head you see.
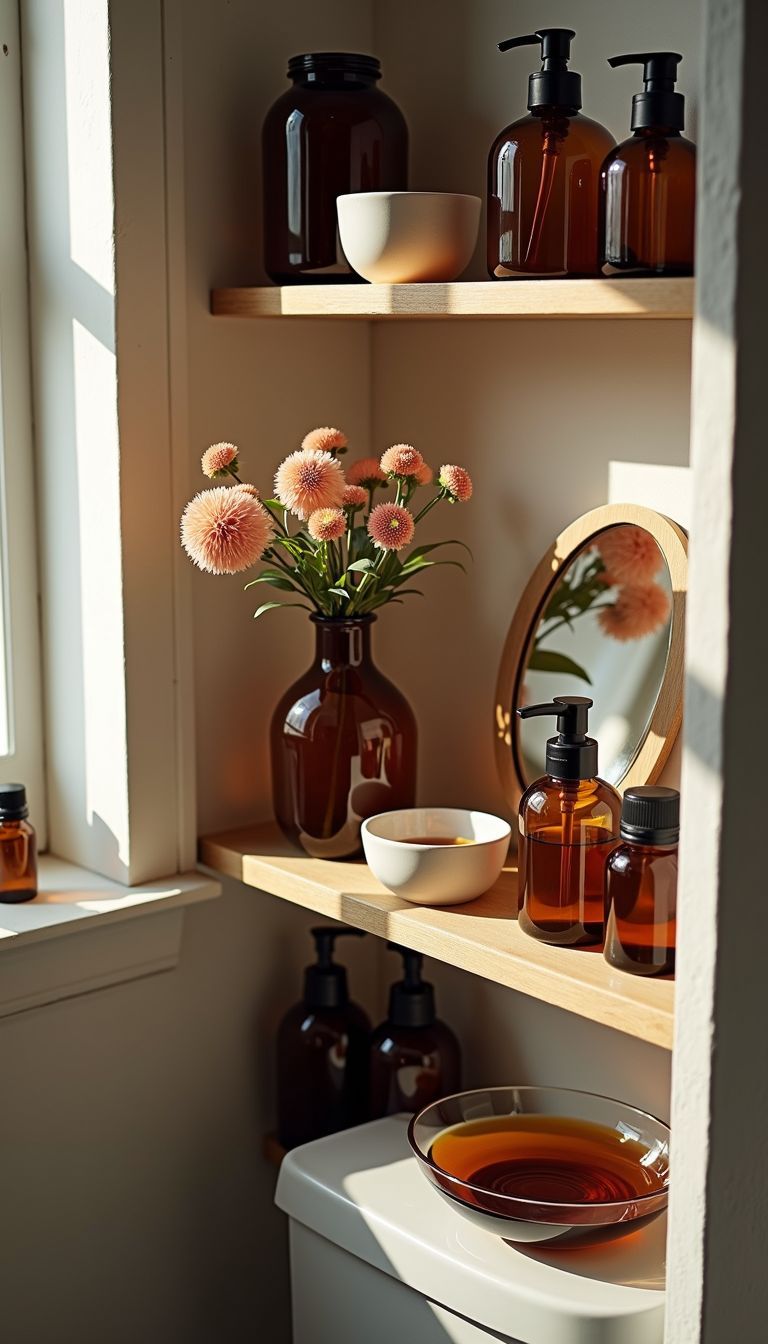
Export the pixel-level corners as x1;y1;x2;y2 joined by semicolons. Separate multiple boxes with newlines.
304;925;365;1010
517;695;598;781
498;29;581;113
608;52;685;131
387;943;436;1029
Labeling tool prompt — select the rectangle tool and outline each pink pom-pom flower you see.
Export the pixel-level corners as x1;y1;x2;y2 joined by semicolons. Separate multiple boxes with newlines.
301;426;348;455
598;583;671;642
308;507;346;543
181;487;274;574
201;442;239;479
235;482;260;498
342;484;368;509
415;461;434;486
598;526;663;586
368;502;415;551
439;464;473;502
346;457;386;487
380;443;424;478
274;448;345;519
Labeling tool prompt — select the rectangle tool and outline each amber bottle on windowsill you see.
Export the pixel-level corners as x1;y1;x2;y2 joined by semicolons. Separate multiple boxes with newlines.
604;787;679;977
0;783;37;903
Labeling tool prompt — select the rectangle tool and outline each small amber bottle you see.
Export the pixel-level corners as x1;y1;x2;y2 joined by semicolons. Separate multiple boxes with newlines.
604;787;679;977
600;53;696;276
517;698;621;946
369;945;460;1119
0;783;37;903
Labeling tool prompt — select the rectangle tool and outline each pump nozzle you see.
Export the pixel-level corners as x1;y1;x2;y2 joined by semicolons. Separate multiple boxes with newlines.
498;28;581;113
305;925;365;1009
517;696;598;780
608;51;685;131
386;942;435;1028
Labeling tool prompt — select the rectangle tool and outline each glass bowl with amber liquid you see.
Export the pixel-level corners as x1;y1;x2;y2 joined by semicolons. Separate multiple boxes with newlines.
408;1086;669;1247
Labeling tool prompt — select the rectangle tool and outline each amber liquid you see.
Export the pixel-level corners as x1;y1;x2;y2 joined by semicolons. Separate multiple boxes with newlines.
519;829;615;945
430;1115;665;1235
401;836;473;846
605;842;677;976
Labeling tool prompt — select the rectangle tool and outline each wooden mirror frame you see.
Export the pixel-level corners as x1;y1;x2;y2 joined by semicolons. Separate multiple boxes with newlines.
494;503;688;812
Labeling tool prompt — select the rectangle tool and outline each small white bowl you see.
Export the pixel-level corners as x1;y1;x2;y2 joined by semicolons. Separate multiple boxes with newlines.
361;807;511;906
337;192;481;284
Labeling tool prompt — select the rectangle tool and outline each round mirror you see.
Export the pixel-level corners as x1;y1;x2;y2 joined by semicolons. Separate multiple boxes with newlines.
495;505;687;809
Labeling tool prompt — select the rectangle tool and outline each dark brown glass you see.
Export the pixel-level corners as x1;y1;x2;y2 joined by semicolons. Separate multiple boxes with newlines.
604;840;677;975
277;999;370;1149
271;616;416;858
488;110;616;278
262;55;408;284
0;818;37;902
518;777;621;945
369;1020;460;1119
600;131;696;275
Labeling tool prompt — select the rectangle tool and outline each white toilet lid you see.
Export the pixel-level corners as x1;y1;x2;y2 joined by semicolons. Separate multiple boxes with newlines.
275;1114;666;1344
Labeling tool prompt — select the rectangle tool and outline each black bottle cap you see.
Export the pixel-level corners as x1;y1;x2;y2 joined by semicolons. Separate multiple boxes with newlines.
621;787;680;844
304;925;365;1010
517;696;598;781
387;944;435;1029
287;52;382;83
498;29;582;114
608;52;685;132
0;783;29;822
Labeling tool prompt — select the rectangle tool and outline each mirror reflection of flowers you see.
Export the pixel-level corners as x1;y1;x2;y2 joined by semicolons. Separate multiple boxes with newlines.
180;428;471;616
530;525;671;686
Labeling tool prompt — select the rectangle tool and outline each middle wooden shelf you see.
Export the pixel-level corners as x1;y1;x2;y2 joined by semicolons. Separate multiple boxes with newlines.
199;821;674;1051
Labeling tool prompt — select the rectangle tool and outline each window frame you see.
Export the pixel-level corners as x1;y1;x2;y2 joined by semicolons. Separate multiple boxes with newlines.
0;0;46;843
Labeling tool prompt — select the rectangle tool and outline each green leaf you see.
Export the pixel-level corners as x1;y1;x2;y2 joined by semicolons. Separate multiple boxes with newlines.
253;601;312;620
527;648;593;685
347;558;374;573
407;539;473;562
244;574;299;593
327;587;350;600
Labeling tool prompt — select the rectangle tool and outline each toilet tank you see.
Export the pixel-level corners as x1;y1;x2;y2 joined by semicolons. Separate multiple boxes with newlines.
275;1115;666;1344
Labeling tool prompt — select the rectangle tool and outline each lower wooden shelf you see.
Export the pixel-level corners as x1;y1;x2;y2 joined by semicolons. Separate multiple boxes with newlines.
199;822;674;1051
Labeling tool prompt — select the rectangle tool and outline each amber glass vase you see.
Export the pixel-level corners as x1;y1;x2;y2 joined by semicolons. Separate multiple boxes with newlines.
271;616;416;858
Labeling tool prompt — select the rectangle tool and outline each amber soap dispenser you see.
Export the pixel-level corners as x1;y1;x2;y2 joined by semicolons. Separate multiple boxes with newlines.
369;944;460;1119
600;53;696;276
517;697;621;946
487;28;615;278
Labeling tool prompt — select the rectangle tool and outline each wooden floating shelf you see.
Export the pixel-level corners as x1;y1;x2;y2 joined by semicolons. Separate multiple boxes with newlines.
199;822;674;1050
210;277;693;322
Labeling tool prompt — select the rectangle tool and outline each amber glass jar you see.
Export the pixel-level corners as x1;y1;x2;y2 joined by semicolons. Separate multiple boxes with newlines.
604;787;679;976
487;111;616;278
262;53;408;284
600;131;696;275
0;783;37;903
271;616;416;858
518;777;621;946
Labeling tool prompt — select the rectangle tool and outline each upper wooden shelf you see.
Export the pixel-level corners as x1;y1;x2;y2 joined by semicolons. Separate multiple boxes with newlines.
210;277;693;322
199;822;674;1050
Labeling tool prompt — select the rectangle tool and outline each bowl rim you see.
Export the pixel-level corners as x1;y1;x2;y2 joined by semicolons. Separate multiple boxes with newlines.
361;808;511;849
407;1084;671;1212
336;190;482;205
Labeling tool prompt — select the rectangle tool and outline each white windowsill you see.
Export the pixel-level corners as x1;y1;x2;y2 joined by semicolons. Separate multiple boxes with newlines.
0;855;221;1017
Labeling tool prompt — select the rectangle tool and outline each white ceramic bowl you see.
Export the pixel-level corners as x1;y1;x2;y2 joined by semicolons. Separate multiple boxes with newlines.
337;192;481;283
361;807;511;906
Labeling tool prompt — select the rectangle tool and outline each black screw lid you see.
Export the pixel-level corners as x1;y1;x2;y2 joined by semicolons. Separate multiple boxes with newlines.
287;52;382;83
0;783;29;821
387;944;435;1029
621;787;680;844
